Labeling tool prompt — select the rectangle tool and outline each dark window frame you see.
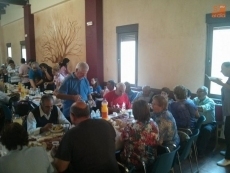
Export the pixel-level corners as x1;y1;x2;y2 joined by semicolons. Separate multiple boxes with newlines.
116;24;138;85
205;11;230;99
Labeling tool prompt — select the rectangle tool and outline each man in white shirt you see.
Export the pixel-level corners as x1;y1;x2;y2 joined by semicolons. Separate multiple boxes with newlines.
27;94;70;135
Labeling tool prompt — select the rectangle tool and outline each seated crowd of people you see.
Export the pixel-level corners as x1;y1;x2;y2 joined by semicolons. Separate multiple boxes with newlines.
0;60;217;173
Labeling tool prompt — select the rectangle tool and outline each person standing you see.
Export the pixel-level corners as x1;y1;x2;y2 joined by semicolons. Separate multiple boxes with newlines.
209;62;230;166
55;62;93;121
19;58;30;88
59;58;70;77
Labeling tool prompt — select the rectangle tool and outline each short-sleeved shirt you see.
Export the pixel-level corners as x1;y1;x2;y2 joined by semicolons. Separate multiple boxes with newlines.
19;64;30;83
132;91;154;103
151;110;180;150
127;90;138;102
104;90;131;109
55;119;119;173
121;120;159;167
92;85;102;94
58;73;91;117
53;73;65;86
193;96;215;124
60;66;69;77
29;69;43;81
169;99;197;129
0;146;54;173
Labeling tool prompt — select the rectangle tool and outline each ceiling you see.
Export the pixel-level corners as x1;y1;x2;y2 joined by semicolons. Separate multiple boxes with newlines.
0;0;28;19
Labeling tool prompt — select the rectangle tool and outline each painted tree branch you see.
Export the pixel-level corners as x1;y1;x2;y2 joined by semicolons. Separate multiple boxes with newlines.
40;16;82;63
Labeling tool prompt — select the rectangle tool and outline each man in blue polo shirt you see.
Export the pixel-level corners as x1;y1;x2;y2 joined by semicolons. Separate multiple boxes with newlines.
56;62;93;120
29;62;43;89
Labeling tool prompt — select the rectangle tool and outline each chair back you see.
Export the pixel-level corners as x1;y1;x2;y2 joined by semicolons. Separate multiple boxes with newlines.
14;100;38;117
179;129;199;160
0;103;12;132
149;146;180;173
8;93;20;110
195;115;206;130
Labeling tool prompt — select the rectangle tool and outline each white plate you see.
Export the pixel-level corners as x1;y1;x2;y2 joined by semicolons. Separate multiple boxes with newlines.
33;98;41;102
44;90;53;94
96;98;103;101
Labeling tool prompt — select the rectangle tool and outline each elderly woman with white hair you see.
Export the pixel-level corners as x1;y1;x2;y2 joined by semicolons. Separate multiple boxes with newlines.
193;86;216;157
104;82;131;113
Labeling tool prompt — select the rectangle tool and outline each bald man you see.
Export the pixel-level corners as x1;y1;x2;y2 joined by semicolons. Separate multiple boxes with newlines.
54;101;119;173
104;82;131;113
55;62;93;121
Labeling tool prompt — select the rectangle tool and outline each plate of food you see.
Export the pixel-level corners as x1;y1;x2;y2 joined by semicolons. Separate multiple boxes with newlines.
33;98;41;102
44;90;53;94
50;125;64;133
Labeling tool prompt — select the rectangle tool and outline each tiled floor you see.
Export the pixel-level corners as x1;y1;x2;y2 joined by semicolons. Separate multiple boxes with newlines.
173;142;230;173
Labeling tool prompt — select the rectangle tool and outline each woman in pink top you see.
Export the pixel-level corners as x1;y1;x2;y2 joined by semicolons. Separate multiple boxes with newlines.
45;64;64;90
59;58;70;77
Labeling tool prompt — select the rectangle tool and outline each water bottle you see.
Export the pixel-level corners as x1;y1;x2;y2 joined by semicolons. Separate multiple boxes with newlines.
91;110;96;118
96;109;101;118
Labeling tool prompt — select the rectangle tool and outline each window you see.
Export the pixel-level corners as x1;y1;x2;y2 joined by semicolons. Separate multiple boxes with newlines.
205;11;230;98
6;43;12;58
20;41;26;61
116;24;138;85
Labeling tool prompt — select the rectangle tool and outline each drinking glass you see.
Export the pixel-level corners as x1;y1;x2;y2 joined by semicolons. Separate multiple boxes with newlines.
44;83;48;90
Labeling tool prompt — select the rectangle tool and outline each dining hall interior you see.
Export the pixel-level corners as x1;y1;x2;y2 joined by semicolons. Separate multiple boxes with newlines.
0;0;230;173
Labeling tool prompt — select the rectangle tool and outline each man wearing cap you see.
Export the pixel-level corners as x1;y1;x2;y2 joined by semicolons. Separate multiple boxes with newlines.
55;62;93;121
54;101;119;173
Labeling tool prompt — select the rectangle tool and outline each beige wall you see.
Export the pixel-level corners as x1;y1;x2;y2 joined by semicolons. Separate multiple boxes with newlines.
0;0;69;26
103;0;230;92
30;0;69;13
1;19;24;65
0;25;4;64
34;0;85;72
1;5;23;26
0;0;85;70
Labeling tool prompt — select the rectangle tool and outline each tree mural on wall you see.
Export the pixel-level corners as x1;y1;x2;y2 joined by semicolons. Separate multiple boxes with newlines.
40;15;82;63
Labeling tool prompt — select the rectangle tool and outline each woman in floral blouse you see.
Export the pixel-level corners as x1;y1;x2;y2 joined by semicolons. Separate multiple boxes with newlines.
120;100;159;170
151;95;180;151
